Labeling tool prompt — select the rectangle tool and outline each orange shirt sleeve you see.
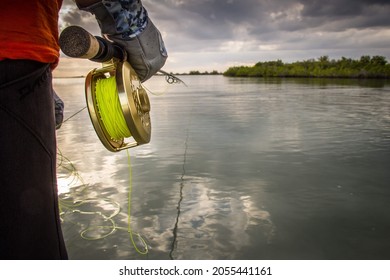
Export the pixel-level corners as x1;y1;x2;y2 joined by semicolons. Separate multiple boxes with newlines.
0;0;63;68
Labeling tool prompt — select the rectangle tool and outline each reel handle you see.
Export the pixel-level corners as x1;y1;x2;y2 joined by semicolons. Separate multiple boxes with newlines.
59;26;126;63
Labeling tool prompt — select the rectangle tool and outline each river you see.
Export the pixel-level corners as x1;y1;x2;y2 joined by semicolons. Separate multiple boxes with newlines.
54;75;390;260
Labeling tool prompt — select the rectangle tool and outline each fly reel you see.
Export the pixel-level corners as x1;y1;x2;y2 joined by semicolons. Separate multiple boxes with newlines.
85;60;151;152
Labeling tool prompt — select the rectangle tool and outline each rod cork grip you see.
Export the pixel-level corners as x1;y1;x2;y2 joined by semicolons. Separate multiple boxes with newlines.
59;26;100;59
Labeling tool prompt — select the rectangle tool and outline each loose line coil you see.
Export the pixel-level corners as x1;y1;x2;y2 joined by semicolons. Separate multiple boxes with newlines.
85;60;151;152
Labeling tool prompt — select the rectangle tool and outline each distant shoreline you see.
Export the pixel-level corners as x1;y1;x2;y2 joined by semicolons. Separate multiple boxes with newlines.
223;56;390;79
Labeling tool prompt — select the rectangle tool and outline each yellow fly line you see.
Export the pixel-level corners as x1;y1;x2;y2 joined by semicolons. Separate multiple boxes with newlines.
95;76;132;141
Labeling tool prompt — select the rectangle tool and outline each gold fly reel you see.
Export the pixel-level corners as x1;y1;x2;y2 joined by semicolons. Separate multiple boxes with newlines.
85;60;151;152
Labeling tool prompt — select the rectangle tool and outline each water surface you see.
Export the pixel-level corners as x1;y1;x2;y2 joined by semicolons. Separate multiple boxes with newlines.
54;76;390;260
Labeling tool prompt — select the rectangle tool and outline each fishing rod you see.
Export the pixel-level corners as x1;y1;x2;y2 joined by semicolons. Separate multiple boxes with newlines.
59;26;184;152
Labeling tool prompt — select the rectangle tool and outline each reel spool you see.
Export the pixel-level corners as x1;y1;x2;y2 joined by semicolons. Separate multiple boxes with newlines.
85;60;151;152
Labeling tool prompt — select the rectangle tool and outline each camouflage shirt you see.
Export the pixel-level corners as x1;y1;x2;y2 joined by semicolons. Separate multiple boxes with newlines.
102;0;148;38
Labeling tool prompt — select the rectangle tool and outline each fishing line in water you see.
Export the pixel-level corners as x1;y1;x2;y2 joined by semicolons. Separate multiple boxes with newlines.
126;149;148;255
169;105;194;260
57;148;87;190
57;148;148;255
169;127;189;260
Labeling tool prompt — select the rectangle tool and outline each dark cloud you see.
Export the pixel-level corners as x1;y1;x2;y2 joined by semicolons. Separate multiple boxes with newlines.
297;0;390;32
60;0;390;38
59;0;390;72
300;0;389;18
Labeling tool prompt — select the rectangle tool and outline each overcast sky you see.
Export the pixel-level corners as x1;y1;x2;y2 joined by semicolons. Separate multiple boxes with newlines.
58;0;390;73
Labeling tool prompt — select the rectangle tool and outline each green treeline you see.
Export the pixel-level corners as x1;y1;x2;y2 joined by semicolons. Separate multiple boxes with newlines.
188;70;221;75
223;56;390;79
